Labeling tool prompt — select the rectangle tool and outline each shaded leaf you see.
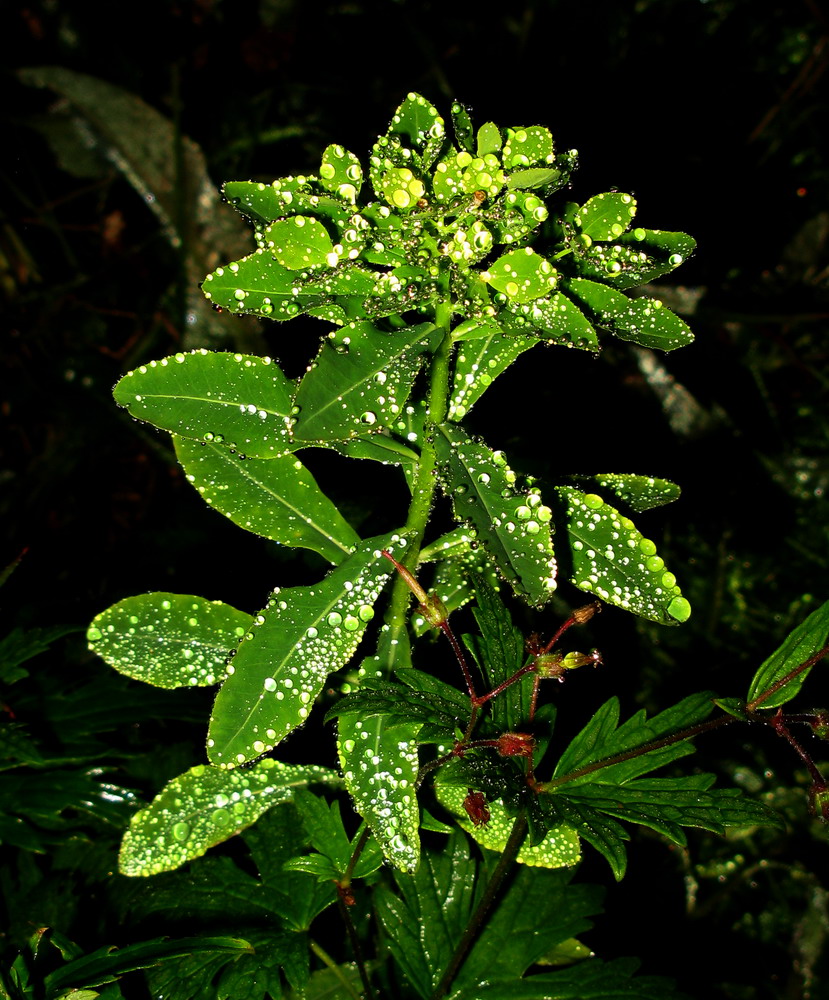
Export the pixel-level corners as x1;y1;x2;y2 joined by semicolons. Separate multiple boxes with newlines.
747;598;829;709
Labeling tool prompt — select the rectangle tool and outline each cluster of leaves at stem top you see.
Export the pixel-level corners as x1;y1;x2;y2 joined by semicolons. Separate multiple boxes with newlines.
89;94;709;889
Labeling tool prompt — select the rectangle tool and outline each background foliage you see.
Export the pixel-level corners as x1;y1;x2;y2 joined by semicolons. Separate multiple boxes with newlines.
2;1;828;997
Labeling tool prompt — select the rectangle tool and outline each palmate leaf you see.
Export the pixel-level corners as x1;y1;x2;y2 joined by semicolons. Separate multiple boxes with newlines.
325;677;467;740
375;832;599;1000
285;790;384;881
119;759;339;876
208;531;408;767
113;351;295;458
747;598;829;709
292;320;436;443
145;929;307;1000
435;425;557;607
174;437;360;564
337;715;421;872
553;486;691;625
436;784;581;870
88;593;252;688
456;957;685;1000
43;936;255;998
545;692;782;878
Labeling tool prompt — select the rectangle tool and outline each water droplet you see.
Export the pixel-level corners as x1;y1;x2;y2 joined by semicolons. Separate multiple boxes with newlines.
171;822;190;842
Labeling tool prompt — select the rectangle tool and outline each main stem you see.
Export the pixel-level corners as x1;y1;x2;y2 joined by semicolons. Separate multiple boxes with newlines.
384;285;454;657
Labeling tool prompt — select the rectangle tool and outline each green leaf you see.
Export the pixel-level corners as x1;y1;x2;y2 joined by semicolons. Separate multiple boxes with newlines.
207;532;409;766
563;278;693;352
292;321;435;443
114;351;295;458
88;593;251;689
448;323;537;420
464;575;530;732
385;92;446;169
145;928;307;1000
175;437;360;564
119;759;339;876
451;100;475;153
45;937;253;995
319;143;363;203
501;292;599;351
484;249;558;303
747;599;829;709
374;831;480;997
325;680;464;739
455;957;686;999
575;192;637;241
437;784;581;870
574;228;697;290
264;216;334;269
435;425;557;607
552;692;715;785
0;625;81;685
454;867;601;991
577;473;681;512
502;126;555;170
337;715;421;872
476;122;502;156
288;791;384;880
553;486;690;624
201;251;328;321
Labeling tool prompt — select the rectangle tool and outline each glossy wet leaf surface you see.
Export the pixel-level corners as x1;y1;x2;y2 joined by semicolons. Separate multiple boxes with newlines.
175;437;360;564
88;593;252;688
119;759;339;876
292;321;435;443
435;424;557;606
114;351;295;458
437;783;580;869
448;323;537;420
207;532;408;767
337;715;421;872
554;486;690;624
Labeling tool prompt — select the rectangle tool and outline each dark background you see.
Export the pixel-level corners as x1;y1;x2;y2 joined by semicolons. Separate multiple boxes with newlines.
2;1;829;997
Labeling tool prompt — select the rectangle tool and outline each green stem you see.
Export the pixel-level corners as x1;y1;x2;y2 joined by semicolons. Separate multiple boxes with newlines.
429;809;528;999
384;288;455;657
309;939;364;1000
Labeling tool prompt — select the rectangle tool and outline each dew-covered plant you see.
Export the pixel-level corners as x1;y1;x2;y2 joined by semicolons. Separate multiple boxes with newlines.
87;94;829;999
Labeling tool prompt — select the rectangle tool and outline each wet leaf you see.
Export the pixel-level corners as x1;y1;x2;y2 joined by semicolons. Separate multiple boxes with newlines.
500;291;599;351
563;278;693;351
286;790;384;881
448;322;537;420
575;192;637;241
175;437;360;564
201;250;326;321
264;216;334;270
292;321;435;444
502;126;555;170
435;425;557;607
114;351;295;458
747;598;829;709
437;784;581;869
207;532;409;767
565;473;681;512
88;592;251;688
119;759;339;876
476;121;502;156
553;486;691;624
485;248;558;303
319;143;363;203
337;715;421;872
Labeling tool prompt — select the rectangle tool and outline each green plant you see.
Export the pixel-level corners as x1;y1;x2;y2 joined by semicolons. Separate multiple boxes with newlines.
84;93;828;999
